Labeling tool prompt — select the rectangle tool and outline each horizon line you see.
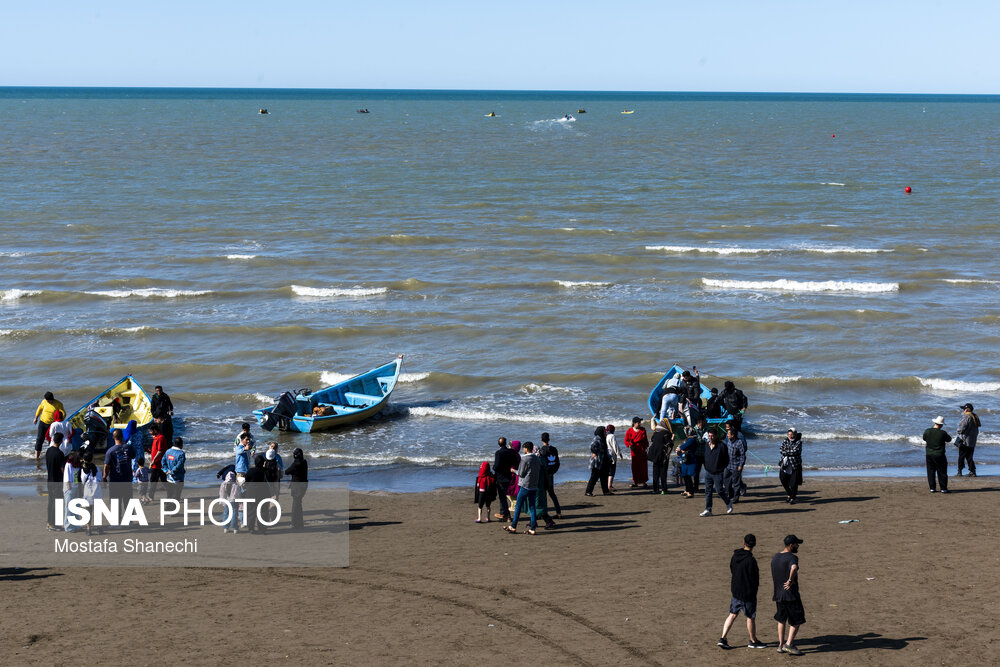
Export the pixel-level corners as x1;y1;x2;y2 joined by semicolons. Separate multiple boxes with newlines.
1;85;998;97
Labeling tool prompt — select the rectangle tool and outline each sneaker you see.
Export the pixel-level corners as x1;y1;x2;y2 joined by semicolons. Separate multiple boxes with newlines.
969;471;977;477
717;638;730;649
700;509;712;517
940;489;950;494
726;504;734;514
777;644;787;653
929;489;937;493
784;645;804;656
748;640;767;649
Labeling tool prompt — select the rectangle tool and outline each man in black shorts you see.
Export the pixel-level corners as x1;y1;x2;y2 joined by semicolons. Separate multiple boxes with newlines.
772;535;805;655
718;533;766;649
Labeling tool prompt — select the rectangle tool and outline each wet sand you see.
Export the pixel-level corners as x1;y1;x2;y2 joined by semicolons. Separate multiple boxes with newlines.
2;475;997;665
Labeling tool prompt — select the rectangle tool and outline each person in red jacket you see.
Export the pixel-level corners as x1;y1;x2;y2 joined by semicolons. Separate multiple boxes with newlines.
625;417;649;488
147;423;167;501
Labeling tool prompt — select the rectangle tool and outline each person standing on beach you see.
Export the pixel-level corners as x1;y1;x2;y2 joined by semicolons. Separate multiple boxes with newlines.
234;432;253;487
923;416;951;493
506;441;542;535
34;391;65;467
285;447;308;530
956;403;980;477
538;433;561;518
605;424;622;492
648;421;671;495
676;431;698;497
147;423;166;501
779;429;803;503
625;417;649;488
45;433;67;530
723;421;747;504
104;429;134;507
585;427;610;496
701;431;732;517
693;416;711;493
493;438;516;521
151;385;174;445
62;451;83;532
162;437;186;501
772;535;806;656
719;534;767;649
46;410;74;454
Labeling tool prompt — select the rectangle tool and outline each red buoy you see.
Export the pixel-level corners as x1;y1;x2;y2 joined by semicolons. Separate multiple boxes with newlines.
904;186;912;194
831;134;835;138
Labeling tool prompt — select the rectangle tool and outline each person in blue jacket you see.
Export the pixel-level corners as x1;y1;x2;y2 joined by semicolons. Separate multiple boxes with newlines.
162;437;186;500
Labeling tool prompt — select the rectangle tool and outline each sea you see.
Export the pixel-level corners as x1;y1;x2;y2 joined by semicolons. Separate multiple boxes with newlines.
1;88;997;490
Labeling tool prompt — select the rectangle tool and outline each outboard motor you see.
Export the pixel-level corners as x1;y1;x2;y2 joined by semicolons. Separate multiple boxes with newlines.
260;391;297;431
81;409;111;451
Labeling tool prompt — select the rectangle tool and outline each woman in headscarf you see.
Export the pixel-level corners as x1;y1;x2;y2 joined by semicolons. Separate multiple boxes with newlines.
585;426;610;496
605;424;623;492
474;461;496;523
625;417;649;488
219;470;242;533
284;447;308;529
507;441;522;513
779;429;803;504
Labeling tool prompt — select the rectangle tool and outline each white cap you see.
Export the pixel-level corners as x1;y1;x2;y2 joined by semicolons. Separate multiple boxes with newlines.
266;449;276;460
933;416;945;425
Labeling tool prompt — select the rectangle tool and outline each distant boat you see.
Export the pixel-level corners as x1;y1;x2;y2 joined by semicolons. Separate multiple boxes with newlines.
577;109;587;114
66;375;153;448
486;111;497;117
258;108;269;114
253;356;403;433
647;364;741;439
357;108;370;114
621;109;635;115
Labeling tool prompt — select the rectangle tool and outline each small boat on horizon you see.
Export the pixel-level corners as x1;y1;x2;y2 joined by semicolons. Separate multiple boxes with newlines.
621;109;635;115
254;356;403;433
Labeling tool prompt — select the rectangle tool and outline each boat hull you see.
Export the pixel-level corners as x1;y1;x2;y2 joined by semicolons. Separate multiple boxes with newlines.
66;375;153;448
253;356;402;433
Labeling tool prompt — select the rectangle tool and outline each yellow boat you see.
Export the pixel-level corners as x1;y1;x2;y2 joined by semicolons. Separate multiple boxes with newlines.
621;109;635;115
67;375;153;437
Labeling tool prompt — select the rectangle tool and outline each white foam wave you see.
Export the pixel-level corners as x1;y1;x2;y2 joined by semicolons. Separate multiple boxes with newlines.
291;285;388;298
122;326;149;333
807;431;913;443
648;245;775;255
1;289;41;301
319;371;354;385
86;288;212;298
0;251;28;257
555;280;612;288
399;372;430;383
798;246;890;254
701;278;899;293
942;279;1000;285
247;392;275;405
821;224;841;227
225;254;257;260
408;406;601;426
753;375;802;385
0;329;11;336
820;182;846;186
520;383;585;396
916;377;1000;393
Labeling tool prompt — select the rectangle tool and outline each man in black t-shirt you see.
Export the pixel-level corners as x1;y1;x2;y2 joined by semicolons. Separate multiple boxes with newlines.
771;535;805;656
44;433;67;530
538;432;561;518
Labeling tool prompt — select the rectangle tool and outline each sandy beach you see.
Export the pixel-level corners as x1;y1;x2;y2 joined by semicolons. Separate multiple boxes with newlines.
2;475;997;665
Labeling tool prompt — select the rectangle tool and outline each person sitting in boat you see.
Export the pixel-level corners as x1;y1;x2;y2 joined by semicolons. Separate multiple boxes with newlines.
679;396;703;430
680;368;702;407
705;388;723;419
720;381;749;432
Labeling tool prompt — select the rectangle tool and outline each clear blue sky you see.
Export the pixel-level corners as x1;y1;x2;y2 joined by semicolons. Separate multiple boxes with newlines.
2;1;997;93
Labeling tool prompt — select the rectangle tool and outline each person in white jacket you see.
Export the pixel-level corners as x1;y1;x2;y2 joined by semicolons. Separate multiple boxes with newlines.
47;410;75;456
606;424;624;492
80;451;103;536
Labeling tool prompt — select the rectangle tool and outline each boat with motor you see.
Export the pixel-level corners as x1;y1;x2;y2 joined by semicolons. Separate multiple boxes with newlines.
253;356;403;433
647;364;744;440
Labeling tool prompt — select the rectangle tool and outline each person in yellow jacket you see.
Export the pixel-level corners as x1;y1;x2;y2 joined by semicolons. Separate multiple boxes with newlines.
33;391;65;467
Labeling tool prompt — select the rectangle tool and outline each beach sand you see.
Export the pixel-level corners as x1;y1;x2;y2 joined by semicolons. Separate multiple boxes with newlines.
2;476;997;665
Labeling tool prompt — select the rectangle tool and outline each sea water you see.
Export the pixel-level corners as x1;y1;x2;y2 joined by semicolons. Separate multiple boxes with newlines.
1;88;997;488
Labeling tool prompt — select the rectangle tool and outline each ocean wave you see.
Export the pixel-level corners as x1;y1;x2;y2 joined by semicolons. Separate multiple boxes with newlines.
753;375;802;385
408;406;607;426
1;289;42;301
318;370;427;386
701;278;899;293
399;372;430;383
796;246;890;254
0;251;28;257
555;280;612;288
519;383;585;396
820;182;846;186
85;288;213;298
916;377;1000;393
942;279;1000;285
225;254;257;260
648;245;774;255
291;285;388;298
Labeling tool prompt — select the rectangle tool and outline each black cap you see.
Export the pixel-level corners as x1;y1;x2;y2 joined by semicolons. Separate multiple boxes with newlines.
744;533;756;548
632;416;643;424
784;534;804;546
960;403;974;411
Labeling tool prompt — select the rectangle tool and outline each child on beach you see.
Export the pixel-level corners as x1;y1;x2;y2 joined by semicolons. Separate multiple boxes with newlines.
62;451;82;532
80;451;103;535
218;471;242;533
474;461;496;523
134;459;151;504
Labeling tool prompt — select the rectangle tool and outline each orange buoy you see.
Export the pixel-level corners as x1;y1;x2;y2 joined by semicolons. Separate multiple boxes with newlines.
904;186;912;194
831;134;835;138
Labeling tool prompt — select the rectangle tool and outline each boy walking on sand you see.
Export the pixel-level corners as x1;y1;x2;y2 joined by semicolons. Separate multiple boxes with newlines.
719;534;767;649
772;535;806;656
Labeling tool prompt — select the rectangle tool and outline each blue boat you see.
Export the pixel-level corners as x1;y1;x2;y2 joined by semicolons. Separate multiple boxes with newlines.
647;364;742;440
253;356;403;433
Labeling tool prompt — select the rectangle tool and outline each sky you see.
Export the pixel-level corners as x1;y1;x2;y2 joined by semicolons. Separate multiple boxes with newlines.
1;1;997;94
